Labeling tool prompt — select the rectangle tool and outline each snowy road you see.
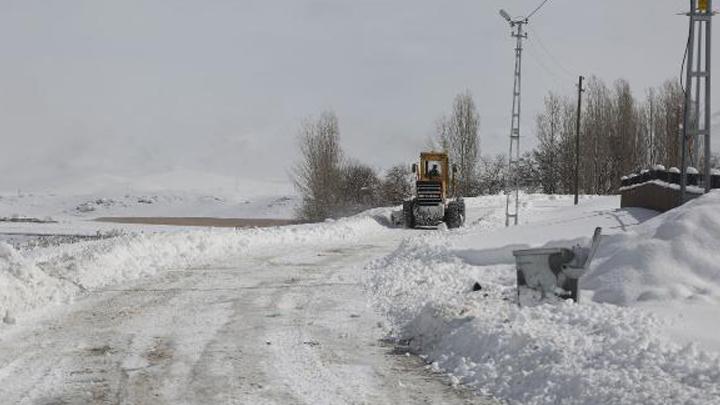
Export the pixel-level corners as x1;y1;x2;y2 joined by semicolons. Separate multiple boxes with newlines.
0;235;491;404
7;193;715;404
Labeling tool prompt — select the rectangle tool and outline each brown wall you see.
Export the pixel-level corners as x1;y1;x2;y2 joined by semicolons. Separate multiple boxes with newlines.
620;183;701;212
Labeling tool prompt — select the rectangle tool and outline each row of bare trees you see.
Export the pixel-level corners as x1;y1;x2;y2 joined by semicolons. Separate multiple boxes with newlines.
293;91;485;221
293;112;414;221
531;77;685;195
292;77;693;220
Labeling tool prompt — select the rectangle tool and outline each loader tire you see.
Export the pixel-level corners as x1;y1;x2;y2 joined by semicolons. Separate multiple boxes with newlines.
403;200;416;229
445;201;464;229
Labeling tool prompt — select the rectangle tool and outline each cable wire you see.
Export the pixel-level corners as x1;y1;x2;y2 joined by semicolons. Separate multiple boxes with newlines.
528;27;577;79
680;0;692;94
527;0;553;19
525;44;568;90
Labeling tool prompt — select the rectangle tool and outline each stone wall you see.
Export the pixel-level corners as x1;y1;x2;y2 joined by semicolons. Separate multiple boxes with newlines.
620;167;709;212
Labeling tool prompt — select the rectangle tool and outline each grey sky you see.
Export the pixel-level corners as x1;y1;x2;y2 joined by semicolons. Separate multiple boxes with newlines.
0;0;708;190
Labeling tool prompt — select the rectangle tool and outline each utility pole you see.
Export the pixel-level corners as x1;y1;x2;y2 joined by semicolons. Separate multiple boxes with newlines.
681;0;714;200
574;75;584;205
499;9;528;227
649;90;655;167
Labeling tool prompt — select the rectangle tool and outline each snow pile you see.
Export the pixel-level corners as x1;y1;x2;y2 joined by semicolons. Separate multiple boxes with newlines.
367;233;720;404
367;193;720;404
0;243;72;322
585;190;720;304
0;213;388;323
367;234;474;327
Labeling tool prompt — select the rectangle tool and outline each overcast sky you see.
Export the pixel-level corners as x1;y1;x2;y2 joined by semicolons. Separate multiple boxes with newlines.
0;0;710;190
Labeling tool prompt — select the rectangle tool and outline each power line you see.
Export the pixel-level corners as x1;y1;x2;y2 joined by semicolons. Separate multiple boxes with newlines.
527;0;553;19
528;27;577;79
525;45;568;88
680;0;692;94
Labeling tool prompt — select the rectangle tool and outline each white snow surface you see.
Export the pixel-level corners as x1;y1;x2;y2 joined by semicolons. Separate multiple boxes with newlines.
4;190;720;404
0;169;297;223
0;212;389;323
367;193;720;404
586;190;720;305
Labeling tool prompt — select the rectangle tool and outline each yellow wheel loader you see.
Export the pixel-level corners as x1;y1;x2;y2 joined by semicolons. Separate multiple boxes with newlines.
397;152;465;229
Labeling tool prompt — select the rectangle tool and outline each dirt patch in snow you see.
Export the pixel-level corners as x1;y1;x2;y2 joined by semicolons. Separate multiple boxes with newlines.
95;217;300;228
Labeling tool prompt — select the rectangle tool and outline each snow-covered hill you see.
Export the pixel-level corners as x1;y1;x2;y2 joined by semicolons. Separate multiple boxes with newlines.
0;170;299;239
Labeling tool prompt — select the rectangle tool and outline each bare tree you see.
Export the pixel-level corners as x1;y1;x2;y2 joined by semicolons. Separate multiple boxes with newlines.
530;77;685;196
638;88;659;168
438;90;481;196
338;160;381;215
657;80;684;168
534;93;563;193
609;79;641;190
293;111;343;221
558;98;578;194
380;164;414;205
517;152;542;192
581;77;614;194
477;154;507;195
534;93;579;194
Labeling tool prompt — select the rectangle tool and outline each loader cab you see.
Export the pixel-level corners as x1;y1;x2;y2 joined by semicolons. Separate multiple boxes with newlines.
413;152;451;200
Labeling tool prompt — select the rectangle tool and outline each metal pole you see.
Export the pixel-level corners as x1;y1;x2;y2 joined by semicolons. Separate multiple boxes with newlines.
574;76;584;205
504;19;527;227
704;0;713;192
693;21;703;167
681;0;698;201
681;0;714;197
649;91;655;166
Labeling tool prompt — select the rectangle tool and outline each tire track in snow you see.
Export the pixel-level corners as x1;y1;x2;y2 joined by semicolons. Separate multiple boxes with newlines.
0;238;495;404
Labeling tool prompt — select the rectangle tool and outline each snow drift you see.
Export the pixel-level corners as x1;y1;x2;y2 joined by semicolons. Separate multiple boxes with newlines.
367;193;720;404
0;214;388;324
367;233;720;404
585;190;720;304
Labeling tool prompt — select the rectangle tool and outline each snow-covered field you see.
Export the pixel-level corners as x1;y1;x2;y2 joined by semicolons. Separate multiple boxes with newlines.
0;170;298;242
367;193;720;404
1;190;719;404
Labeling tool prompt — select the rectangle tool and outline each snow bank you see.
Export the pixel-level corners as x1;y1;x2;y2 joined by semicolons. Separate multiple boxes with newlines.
367;194;720;404
0;243;70;322
585;190;720;304
366;233;720;404
0;214;388;323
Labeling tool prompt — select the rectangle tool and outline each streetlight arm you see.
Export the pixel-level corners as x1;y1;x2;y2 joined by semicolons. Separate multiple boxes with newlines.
499;9;512;22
